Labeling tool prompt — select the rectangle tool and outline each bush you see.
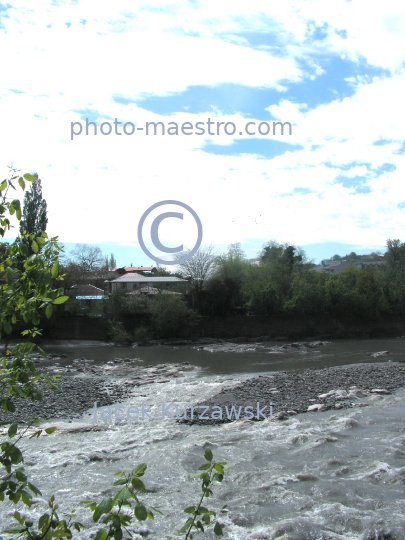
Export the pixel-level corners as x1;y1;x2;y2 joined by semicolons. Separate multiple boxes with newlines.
108;321;131;345
134;325;151;343
150;294;198;338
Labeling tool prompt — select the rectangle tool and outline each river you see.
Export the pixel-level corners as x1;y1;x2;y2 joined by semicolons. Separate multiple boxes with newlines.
1;338;405;539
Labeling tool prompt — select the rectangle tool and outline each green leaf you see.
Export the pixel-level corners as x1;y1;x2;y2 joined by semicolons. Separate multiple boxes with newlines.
94;530;108;540
204;448;213;462
198;507;209;514
2;398;15;413
6;268;13;286
184;506;197;514
9;446;23;463
13;511;23;525
0;179;7;191
52;295;69;305
113;478;127;486
114;528;123;540
93;497;113;521
15;469;27;482
51;262;59;278
200;472;210;484
214;522;223;536
116;487;134;501
45;303;53;319
131;477;145;491
44;427;56;434
214;521;224;536
213;463;224;474
3;321;12;334
7;423;17;438
132;463;147;477
28;482;42;496
23;173;37;182
198;463;211;471
179;518;194;534
18;177;26;190
31;240;39;253
134;503;147;521
38;513;50;530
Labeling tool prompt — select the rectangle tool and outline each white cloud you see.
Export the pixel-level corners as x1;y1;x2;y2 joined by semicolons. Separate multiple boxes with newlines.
1;0;405;253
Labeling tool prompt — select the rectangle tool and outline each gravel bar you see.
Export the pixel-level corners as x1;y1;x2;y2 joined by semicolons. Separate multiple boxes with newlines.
179;362;405;425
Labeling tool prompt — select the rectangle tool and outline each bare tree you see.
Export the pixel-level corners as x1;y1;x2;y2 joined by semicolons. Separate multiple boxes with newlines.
174;244;217;309
69;244;105;272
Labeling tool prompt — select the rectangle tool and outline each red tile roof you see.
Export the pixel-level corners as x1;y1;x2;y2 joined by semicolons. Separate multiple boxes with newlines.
113;266;156;272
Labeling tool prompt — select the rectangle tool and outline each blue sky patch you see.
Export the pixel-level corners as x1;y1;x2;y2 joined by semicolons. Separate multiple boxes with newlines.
201;139;302;159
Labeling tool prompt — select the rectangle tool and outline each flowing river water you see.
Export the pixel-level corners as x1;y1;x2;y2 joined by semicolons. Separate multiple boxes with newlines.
1;338;405;539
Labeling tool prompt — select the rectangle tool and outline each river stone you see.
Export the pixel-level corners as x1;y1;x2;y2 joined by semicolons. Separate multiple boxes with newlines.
307;404;327;412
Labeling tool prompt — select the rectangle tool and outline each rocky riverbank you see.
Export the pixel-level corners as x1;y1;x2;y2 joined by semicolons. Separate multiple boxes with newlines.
0;358;193;424
180;362;405;425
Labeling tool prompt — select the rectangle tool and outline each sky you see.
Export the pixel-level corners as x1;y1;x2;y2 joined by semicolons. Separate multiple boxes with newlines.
1;0;404;266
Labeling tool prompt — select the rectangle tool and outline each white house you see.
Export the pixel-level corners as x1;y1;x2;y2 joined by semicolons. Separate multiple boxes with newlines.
106;272;187;293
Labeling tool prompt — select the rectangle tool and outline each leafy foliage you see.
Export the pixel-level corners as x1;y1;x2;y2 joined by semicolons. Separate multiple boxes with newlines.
0;168;66;338
174;448;228;540
150;294;198;338
189;239;405;322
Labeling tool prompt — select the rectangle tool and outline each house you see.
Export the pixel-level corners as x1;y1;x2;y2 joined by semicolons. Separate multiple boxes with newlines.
65;284;108;316
312;260;353;274
112;265;157;275
128;286;182;296
106;272;188;293
248;258;261;265
68;284;108;299
312;259;386;274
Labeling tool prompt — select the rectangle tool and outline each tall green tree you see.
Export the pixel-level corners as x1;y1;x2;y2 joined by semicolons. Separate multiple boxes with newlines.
19;174;48;237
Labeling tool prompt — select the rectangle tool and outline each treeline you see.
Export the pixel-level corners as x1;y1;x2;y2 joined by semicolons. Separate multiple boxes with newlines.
185;240;405;322
102;239;405;342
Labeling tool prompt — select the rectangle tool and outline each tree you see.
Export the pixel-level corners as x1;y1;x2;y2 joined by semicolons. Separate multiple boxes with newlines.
19;174;47;237
203;243;250;316
385;239;405;266
260;241;307;273
69;243;105;272
109;253;117;270
174;244;217;310
0;169;66;338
